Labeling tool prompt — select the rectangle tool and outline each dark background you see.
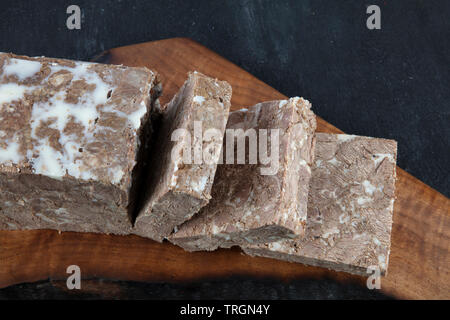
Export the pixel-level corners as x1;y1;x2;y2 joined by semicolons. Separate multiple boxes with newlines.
0;0;448;299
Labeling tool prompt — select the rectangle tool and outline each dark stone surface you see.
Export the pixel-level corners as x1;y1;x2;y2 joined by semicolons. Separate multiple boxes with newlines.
0;278;391;300
0;0;447;299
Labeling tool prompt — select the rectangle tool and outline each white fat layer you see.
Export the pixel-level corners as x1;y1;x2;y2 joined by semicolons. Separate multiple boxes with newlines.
388;198;395;212
337;134;357;142
25;62;112;181
327;157;339;166
193;95;205;105
0;136;23;163
339;213;349;224
170;161;179;187
212;225;220;234
362;180;384;196
28;65;106;180
0;83;28;105
29;142;65;179
109;166;125;184
378;254;386;268
269;241;283;251
352;232;367;240
298;159;307;167
362;180;377;195
278;100;288;108
271;241;283;251
0;58;147;184
103;99;147;130
315;159;322;167
128;100;147;130
191;175;208;194
357;196;372;205
322;227;339;239
4;58;42;80
55;208;68;215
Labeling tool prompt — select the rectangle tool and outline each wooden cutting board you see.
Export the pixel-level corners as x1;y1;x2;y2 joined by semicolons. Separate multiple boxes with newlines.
0;38;448;299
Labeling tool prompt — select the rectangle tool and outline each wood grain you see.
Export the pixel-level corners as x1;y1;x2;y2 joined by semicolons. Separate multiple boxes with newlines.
0;38;448;299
